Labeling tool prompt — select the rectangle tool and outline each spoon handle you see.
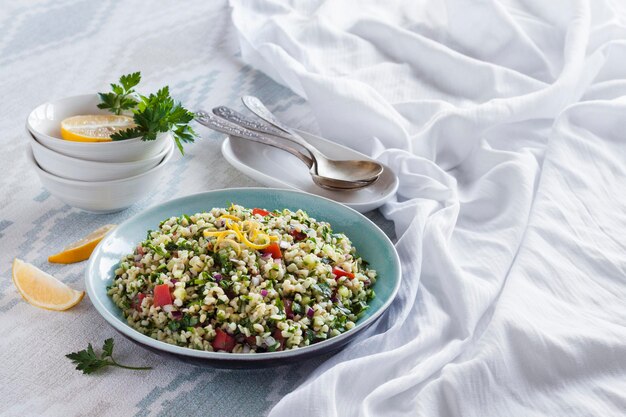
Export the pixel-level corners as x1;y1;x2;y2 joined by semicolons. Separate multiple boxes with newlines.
195;111;314;168
214;106;321;168
212;106;291;140
241;96;294;135
241;96;322;158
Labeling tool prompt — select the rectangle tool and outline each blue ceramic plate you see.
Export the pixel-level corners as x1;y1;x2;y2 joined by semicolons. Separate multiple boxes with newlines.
86;188;401;367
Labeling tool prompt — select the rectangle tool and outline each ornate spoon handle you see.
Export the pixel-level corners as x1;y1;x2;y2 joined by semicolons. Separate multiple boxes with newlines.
195;111;314;168
212;106;291;140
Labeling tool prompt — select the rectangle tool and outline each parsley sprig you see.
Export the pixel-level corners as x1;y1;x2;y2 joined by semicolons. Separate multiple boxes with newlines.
97;72;198;154
66;338;152;375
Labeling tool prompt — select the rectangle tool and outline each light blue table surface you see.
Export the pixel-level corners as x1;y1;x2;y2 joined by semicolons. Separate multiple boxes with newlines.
0;2;394;416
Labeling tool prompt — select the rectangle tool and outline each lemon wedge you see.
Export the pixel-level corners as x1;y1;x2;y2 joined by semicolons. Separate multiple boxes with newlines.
12;259;84;311
48;224;116;264
60;115;137;142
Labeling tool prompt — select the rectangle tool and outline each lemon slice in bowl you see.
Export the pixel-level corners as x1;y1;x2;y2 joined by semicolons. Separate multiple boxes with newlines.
48;224;116;264
60;115;136;142
12;259;84;311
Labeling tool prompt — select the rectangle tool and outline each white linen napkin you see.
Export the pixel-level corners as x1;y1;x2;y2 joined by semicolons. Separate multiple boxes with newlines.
229;0;626;415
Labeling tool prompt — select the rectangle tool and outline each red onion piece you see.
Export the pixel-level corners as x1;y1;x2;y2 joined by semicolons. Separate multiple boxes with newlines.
261;289;268;297
171;311;183;320
284;299;294;319
307;307;314;318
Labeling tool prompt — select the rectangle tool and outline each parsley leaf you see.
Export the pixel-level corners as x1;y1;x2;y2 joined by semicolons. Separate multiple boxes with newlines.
102;338;114;358
97;71;141;115
110;126;143;141
120;72;142;91
65;343;108;374
312;282;332;298
66;338;152;375
305;329;316;343
99;72;198;155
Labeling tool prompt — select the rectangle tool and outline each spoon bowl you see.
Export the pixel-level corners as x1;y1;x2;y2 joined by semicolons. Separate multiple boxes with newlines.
311;174;374;191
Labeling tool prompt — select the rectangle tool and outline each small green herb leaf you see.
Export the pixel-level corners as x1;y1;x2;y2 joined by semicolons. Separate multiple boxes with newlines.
97;71;141;115
65;343;109;375
66;338;152;375
119;72;141;90
110;126;143;141
102;338;114;358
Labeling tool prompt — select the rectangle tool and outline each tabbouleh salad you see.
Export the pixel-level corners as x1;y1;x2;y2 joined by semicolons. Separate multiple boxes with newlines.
107;204;377;353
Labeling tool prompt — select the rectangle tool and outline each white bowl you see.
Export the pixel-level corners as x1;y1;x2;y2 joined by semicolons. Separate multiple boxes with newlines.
26;94;170;163
27;144;175;213
28;131;173;181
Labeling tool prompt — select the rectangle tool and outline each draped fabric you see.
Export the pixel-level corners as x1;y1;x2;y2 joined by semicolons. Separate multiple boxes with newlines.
229;1;626;415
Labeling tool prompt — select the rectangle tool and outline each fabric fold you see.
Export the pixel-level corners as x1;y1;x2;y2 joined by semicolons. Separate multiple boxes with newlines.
229;0;626;415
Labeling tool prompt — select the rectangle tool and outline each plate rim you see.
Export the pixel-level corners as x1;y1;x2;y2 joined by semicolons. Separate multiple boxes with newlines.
85;187;401;362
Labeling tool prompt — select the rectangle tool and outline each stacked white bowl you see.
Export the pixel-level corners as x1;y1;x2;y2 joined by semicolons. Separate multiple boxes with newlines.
26;94;175;213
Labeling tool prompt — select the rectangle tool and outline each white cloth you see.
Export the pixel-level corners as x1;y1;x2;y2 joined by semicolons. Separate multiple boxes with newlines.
229;1;626;415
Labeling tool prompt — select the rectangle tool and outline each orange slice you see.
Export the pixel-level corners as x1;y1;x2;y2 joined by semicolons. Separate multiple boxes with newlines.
48;224;116;264
60;115;136;142
12;259;84;311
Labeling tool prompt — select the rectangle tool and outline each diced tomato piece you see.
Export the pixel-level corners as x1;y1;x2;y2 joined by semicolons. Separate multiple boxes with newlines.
212;328;236;352
153;284;172;307
263;242;282;259
332;267;355;279
132;293;146;311
283;298;294;319
290;229;307;241
273;328;285;350
245;335;257;346
252;208;270;217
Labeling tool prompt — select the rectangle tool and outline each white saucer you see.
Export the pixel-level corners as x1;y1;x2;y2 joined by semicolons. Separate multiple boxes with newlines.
221;130;398;212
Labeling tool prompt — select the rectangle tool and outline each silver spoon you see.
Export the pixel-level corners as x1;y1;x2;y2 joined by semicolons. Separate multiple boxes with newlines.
195;112;373;190
195;111;375;190
241;96;384;183
212;105;383;187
